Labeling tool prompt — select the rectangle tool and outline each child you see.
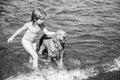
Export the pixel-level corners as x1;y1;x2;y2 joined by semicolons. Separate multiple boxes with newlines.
7;8;55;70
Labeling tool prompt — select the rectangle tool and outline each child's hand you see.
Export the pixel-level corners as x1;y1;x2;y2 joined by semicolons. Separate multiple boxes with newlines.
7;37;14;43
47;32;56;37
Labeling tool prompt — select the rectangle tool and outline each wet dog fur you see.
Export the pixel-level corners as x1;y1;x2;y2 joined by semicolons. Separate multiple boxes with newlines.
38;30;67;69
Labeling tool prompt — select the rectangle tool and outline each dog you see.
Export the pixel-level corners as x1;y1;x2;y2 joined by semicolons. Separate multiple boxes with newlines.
38;30;67;69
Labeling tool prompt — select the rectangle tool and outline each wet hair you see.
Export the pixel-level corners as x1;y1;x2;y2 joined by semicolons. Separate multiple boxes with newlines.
31;8;47;24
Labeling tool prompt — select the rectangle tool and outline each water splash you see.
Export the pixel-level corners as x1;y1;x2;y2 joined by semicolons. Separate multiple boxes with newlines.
5;56;120;80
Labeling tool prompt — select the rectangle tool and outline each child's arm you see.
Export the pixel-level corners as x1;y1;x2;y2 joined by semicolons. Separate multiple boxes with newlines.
40;24;55;36
7;23;28;43
43;27;55;36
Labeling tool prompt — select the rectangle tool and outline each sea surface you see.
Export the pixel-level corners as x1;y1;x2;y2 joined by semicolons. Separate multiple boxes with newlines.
1;0;120;80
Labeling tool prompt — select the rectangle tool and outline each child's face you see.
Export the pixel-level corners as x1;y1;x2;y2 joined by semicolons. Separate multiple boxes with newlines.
36;18;44;24
36;16;45;24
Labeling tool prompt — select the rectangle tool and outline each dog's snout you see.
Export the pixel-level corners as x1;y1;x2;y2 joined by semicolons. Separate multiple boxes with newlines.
63;36;67;41
59;39;63;43
63;36;65;40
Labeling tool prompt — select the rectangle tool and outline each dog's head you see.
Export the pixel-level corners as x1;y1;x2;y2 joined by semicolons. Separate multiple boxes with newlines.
54;30;67;43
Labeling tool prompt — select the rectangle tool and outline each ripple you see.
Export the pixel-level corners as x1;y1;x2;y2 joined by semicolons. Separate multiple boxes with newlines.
1;0;120;80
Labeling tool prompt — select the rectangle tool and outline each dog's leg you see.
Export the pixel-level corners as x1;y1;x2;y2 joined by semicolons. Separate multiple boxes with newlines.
56;60;60;68
58;51;64;69
54;53;64;69
56;59;63;69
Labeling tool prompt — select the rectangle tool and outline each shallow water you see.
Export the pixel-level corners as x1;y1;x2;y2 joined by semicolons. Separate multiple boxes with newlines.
1;0;120;80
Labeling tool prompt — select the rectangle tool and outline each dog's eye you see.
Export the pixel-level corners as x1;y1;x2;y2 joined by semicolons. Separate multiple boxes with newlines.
59;39;63;42
63;36;66;40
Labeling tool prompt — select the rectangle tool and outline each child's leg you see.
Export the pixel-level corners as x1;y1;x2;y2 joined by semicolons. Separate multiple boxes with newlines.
33;42;37;51
29;42;37;63
22;39;38;69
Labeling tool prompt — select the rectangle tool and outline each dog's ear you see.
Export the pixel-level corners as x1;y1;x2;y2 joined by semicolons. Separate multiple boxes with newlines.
64;32;67;37
53;32;57;38
63;32;67;41
53;32;58;42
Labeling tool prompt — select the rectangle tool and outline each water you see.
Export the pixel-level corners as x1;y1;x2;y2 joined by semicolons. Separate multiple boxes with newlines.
0;0;120;80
